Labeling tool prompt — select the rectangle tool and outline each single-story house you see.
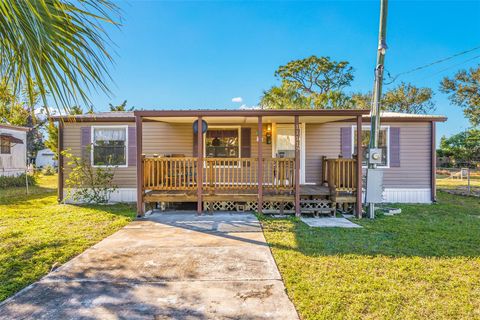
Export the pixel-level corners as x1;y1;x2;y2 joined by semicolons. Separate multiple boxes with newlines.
0;124;29;177
35;148;58;169
53;109;447;217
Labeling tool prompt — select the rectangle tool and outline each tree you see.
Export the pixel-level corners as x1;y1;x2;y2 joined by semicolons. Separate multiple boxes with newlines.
109;100;133;111
439;129;480;167
440;65;480;127
382;82;435;114
45;122;58;159
44;106;84;159
350;93;371;109
260;83;310;109
69;106;84;115
350;83;435;114
0;80;45;160
261;56;354;109
0;0;120;115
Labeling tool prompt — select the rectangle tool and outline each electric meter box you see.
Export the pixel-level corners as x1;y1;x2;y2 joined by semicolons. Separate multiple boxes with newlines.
365;168;384;203
368;148;383;164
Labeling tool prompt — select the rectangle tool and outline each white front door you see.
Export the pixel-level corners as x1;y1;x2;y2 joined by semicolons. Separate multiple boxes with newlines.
272;123;306;184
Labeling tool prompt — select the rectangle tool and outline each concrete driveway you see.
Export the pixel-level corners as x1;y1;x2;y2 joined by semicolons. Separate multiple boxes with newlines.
0;212;299;319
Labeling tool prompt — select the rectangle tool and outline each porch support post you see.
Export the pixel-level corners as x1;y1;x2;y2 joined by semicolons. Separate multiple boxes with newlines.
431;121;436;203
355;115;363;218
257;116;263;214
294;115;301;217
57;120;64;203
135;115;144;217
197;117;203;214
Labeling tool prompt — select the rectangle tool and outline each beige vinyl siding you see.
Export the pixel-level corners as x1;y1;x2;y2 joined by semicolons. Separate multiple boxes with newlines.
142;122;272;159
305;122;432;189
143;122;193;156
63;122;136;188
305;123;342;184
63;120;432;191
64;121;272;189
384;122;431;188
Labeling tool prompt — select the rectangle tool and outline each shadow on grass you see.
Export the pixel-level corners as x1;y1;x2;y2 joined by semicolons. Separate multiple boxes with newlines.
260;191;480;258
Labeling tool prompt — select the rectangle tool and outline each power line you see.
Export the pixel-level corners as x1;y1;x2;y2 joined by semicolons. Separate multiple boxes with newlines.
385;45;480;84
419;54;480;81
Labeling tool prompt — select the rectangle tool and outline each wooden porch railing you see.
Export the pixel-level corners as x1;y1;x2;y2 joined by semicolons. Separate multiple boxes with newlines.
143;156;296;192
143;157;198;190
204;158;258;190
263;158;295;192
322;157;357;193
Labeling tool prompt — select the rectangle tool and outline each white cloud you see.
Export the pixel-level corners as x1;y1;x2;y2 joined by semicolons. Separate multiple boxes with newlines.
231;97;243;103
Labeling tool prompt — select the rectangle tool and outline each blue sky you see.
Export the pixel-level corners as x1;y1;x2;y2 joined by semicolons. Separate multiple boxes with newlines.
92;0;480;140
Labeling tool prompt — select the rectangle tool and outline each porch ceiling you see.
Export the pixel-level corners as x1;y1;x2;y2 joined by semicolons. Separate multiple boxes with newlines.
144;115;357;124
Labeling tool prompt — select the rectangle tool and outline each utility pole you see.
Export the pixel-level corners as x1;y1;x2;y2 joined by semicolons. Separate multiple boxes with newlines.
367;0;389;219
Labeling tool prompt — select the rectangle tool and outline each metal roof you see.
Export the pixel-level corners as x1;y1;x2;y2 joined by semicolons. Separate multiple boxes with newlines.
50;109;447;122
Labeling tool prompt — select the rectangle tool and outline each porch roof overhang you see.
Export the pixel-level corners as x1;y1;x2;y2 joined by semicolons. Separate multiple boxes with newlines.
0;134;24;144
135;109;370;124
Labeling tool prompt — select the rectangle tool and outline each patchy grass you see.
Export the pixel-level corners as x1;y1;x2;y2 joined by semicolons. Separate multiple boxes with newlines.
437;177;480;188
437;177;480;197
0;174;135;301
261;192;480;319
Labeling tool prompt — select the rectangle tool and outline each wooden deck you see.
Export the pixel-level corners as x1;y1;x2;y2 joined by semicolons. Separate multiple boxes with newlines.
144;184;330;203
141;156;359;215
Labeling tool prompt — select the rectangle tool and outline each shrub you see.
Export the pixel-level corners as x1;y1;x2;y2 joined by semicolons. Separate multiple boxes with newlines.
0;174;37;188
42;165;57;176
62;149;117;204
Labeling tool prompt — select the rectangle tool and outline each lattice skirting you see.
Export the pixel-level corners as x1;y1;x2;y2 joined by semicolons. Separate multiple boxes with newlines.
203;199;333;215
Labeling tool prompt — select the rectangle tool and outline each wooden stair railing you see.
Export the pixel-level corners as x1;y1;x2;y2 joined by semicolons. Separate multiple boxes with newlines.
322;157;357;194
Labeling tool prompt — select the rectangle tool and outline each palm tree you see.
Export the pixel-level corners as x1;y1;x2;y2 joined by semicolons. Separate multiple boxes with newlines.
0;0;120;115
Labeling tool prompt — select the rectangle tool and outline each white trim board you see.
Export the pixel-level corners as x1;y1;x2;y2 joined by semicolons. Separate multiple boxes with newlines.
64;188;137;204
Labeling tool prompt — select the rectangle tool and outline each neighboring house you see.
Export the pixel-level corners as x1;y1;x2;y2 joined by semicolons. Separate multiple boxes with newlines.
35;148;58;168
0;124;29;177
52;109;447;216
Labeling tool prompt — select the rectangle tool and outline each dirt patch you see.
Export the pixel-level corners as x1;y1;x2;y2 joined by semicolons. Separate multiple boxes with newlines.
442;187;480;198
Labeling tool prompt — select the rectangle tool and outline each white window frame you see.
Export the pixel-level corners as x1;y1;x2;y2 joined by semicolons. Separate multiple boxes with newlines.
91;125;129;168
351;125;390;169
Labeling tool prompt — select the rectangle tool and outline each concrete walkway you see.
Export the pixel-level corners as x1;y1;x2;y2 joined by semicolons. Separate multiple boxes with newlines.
0;212;298;320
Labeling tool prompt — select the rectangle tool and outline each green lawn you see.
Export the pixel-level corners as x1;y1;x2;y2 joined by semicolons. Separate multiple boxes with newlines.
0;175;135;301
261;192;480;319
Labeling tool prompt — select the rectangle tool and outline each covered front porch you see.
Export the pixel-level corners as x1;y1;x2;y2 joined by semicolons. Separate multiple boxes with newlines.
134;109;368;217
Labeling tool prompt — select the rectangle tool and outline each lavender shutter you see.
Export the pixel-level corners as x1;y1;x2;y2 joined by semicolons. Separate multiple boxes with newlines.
390;127;400;167
340;127;352;158
241;128;251;158
128;126;137;166
81;127;91;163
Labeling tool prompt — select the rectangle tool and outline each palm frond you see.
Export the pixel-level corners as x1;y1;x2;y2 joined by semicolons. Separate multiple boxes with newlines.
0;0;120;115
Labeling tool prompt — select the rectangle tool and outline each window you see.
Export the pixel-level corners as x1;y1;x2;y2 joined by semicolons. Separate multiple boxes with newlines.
353;126;389;167
275;125;295;158
92;126;127;166
1;137;11;154
205;128;239;158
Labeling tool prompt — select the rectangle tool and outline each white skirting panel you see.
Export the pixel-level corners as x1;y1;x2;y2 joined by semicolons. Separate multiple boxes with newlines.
383;188;432;204
64;187;431;204
64;188;137;204
0;169;26;177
